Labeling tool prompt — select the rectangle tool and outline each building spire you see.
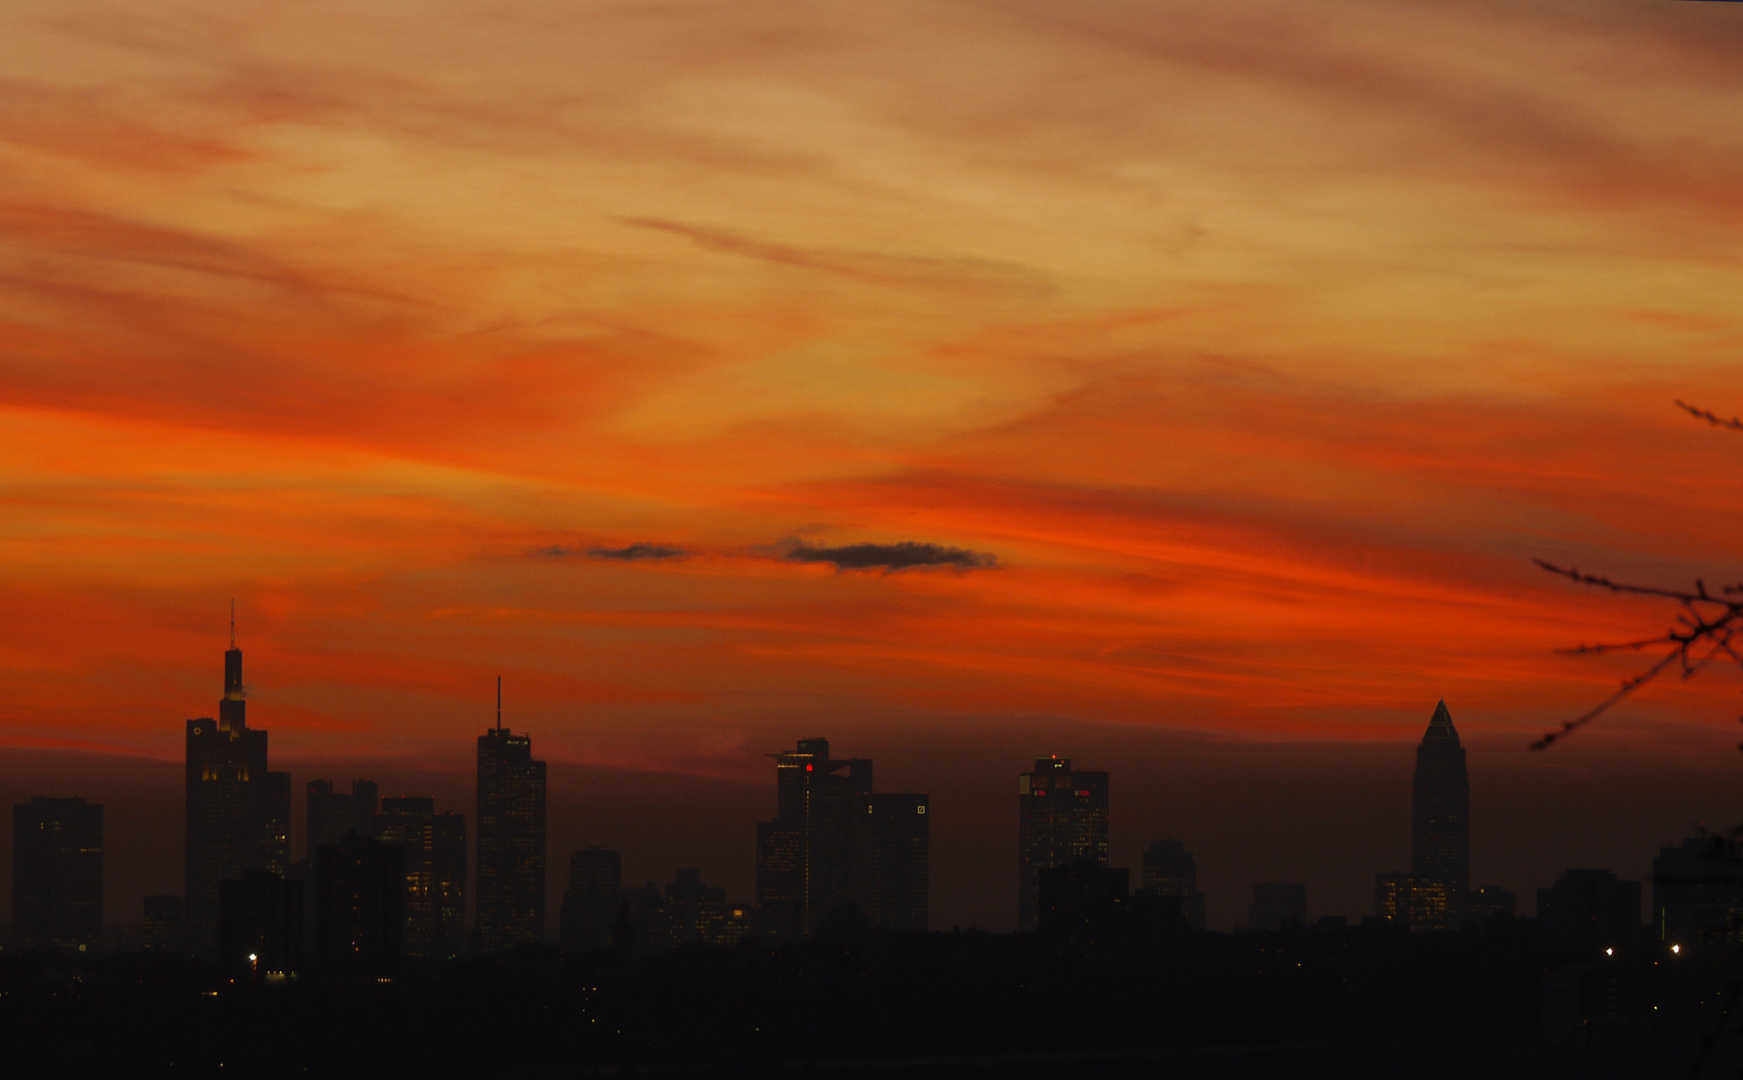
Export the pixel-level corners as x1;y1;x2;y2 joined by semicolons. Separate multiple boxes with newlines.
496;675;502;733
229;598;236;650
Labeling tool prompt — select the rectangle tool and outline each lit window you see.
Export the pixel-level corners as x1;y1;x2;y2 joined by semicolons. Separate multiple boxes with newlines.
917;806;926;814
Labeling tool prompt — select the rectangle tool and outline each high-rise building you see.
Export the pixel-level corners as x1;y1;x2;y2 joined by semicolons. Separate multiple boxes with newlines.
1142;838;1207;929
143;895;184;953
623;868;754;953
1037;862;1130;945
219;869;303;972
754;738;928;935
315;831;404;975
1017;757;1108;933
1653;836;1743;952
307;780;378;859
853;793;929;932
375;796;467;959
476;679;546;951
1249;882;1307;930
560;846;623;953
1376;701;1472;932
1412;700;1469;904
185;628;288;957
1539;868;1643;958
12;797;103;951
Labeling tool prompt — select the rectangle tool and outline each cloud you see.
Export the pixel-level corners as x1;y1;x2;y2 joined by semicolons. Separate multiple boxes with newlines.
784;540;998;573
586;543;688;561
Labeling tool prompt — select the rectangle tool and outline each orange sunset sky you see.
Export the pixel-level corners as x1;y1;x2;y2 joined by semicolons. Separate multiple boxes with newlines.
4;0;1743;804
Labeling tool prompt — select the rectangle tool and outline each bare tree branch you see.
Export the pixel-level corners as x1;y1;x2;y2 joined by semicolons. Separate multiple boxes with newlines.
1677;399;1743;433
1534;403;1743;748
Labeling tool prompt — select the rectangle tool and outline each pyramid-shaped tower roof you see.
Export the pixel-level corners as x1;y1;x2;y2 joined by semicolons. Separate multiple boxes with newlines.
1422;699;1459;742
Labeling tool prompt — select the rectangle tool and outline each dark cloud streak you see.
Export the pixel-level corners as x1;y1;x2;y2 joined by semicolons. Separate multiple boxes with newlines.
587;543;688;561
784;540;998;573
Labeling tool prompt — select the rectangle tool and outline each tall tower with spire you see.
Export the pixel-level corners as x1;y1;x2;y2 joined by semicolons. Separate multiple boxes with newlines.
184;606;290;958
1411;700;1470;904
475;678;547;950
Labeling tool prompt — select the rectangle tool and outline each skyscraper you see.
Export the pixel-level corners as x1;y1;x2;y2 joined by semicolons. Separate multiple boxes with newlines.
315;831;405;975
307;779;379;859
1017;757;1108;933
1376;701;1473;932
375;796;467;958
1249;882;1308;930
755;738;929;935
185;626;289;957
560;846;623;953
757;738;868;935
12;797;103;951
143;895;184;953
1412;700;1470;908
1142;838;1207;929
476;679;546;951
853;792;929;932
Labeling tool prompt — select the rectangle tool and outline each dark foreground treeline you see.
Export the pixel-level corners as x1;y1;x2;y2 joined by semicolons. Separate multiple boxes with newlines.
1;920;1737;1079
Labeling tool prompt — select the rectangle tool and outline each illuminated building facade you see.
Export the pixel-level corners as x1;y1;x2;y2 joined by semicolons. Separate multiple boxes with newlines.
475;682;547;951
1017;757;1108;933
375;796;467;959
755;738;929;935
185;637;290;957
624;868;755;952
12;796;103;950
1142;838;1207;929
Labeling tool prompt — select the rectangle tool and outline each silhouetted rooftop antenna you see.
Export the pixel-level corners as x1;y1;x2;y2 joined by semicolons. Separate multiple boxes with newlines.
229;598;236;649
496;675;503;732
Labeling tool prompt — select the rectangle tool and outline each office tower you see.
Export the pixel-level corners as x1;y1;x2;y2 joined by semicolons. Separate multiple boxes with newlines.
476;679;546;951
853;793;929;932
1037;862;1130;945
618;868;754;953
12;797;103;950
1142;838;1207;929
1017;757;1109;933
374;797;467;959
1653;836;1743;952
307;779;379;859
560;846;623;953
144;895;184;952
1412;700;1469;905
756;738;869;935
1539;869;1643;957
755;738;927;935
185;630;285;957
218;869;302;972
432;811;466;956
315;831;405;975
1375;871;1450;930
1249;882;1307;930
1468;885;1517;924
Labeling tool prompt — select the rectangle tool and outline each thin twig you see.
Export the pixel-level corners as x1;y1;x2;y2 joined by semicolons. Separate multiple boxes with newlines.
1677;399;1743;433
